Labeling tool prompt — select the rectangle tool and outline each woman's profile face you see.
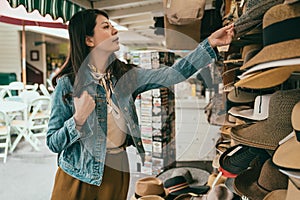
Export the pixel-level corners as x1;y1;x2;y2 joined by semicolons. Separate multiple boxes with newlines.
86;14;120;53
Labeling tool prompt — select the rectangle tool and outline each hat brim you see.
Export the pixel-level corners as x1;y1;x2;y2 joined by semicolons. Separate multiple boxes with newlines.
227;89;258;103
272;134;300;169
168;185;210;197
235;65;300;89
260;189;287;200
156;167;210;187
240;39;300;70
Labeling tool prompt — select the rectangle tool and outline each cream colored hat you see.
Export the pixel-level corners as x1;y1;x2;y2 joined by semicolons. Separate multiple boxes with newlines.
228;93;272;121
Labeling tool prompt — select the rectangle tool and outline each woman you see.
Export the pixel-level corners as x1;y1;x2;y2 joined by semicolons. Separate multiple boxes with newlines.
47;9;234;200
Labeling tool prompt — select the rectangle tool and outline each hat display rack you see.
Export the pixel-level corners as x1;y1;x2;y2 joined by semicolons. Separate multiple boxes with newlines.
203;0;300;200
127;1;300;200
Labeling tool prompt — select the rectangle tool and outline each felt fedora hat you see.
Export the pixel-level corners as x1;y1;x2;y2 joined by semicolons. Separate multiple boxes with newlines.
219;144;270;176
231;89;300;150
227;88;258;103
241;3;300;70
228;93;272;121
234;158;288;200
235;64;300;89
156;167;210;187
164;176;210;200
272;101;300;169
138;195;165;200
234;0;284;38
131;177;168;200
263;178;300;200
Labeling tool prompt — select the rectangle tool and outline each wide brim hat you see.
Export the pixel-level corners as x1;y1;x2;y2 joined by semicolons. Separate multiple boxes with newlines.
272;101;300;169
231;89;300;150
234;158;288;200
131;177;169;200
156;167;210;187
235;64;300;89
164;176;210;199
227;88;258;103
241;3;300;70
264;178;300;200
228;93;272;120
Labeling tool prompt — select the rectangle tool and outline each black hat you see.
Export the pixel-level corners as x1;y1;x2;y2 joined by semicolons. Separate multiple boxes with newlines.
164;176;210;200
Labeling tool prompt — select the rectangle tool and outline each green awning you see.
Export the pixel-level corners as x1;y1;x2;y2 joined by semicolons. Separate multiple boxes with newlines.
8;0;85;22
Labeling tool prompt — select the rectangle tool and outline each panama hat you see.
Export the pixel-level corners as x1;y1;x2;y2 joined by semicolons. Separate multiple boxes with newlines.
241;3;300;70
131;177;168;200
228;93;272;120
231;89;300;150
272;101;300;169
156;167;210;187
234;158;288;200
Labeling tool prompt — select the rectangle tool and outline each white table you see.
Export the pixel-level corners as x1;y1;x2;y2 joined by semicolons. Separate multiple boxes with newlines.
0;100;39;152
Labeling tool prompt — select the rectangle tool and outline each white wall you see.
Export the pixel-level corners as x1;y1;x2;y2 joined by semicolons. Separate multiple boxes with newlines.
0;23;21;81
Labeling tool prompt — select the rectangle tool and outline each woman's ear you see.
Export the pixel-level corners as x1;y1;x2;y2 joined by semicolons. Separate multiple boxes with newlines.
85;36;94;47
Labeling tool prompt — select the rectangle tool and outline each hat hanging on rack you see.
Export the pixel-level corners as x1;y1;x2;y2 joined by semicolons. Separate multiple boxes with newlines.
228;93;272;121
230;89;300;150
233;158;288;200
272;101;300;170
240;3;300;70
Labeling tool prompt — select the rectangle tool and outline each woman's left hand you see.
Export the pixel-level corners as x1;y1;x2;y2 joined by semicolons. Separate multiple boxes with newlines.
208;23;235;48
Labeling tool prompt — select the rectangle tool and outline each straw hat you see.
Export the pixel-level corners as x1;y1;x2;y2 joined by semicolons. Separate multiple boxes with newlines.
235;64;300;89
156;167;210;187
241;3;300;70
272;101;300;169
228;93;272;121
234;158;288;200
131;177;168;200
231;89;300;150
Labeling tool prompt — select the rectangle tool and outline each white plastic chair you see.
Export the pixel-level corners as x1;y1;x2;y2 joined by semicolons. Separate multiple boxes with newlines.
10;96;51;152
39;84;50;97
19;90;40;105
0;110;11;163
7;81;25;96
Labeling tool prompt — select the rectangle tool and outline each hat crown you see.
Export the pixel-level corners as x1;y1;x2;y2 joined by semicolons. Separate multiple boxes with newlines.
135;177;165;196
263;3;300;28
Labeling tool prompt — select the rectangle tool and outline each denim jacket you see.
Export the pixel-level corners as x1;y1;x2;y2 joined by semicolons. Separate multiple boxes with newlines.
46;38;217;186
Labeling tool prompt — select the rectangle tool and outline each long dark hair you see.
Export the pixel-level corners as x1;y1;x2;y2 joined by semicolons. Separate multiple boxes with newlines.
52;9;135;87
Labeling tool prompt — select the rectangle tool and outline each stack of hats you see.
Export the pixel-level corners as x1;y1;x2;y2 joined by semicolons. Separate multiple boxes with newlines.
264;101;300;199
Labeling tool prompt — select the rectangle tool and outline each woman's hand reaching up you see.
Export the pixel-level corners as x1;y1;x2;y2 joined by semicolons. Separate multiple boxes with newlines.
208;23;235;48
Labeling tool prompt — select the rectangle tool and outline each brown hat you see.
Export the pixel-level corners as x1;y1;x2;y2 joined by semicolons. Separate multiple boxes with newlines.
234;158;288;200
156;167;210;187
272;101;300;169
138;195;165;200
235;64;300;89
131;177;168;200
240;3;300;70
227;88;258;103
231;89;300;150
263;178;300;200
